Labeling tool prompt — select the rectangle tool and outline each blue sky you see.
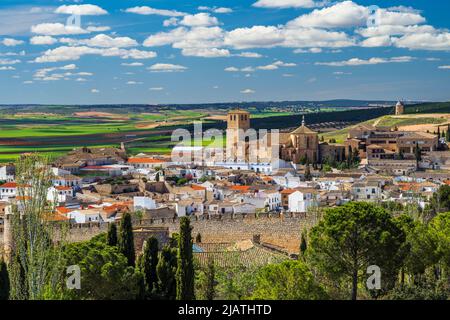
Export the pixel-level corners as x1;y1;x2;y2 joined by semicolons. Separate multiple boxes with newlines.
0;0;449;104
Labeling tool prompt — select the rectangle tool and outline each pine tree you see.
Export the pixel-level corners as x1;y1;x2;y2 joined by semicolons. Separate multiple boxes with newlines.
119;212;135;266
0;258;10;300
107;223;118;247
176;217;195;300
195;233;202;243
446;126;450;142
140;237;159;296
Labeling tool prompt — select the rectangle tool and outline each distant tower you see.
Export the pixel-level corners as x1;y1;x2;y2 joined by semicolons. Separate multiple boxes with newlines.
395;101;405;115
226;109;250;162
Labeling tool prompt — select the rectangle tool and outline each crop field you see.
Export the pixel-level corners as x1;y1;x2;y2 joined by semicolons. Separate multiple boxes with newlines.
0;109;213;163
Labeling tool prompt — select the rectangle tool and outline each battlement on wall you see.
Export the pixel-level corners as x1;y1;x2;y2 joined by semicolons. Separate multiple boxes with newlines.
1;213;318;255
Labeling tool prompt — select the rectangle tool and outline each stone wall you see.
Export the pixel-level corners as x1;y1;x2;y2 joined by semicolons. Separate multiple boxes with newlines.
1;213;317;255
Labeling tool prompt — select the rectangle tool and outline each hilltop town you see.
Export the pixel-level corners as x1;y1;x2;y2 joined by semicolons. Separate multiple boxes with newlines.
1;102;450;259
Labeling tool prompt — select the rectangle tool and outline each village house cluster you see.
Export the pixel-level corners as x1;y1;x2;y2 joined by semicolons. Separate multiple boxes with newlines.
1;103;450;231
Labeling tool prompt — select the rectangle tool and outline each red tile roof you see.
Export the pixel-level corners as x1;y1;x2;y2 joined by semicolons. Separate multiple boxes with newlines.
127;157;166;164
191;185;207;191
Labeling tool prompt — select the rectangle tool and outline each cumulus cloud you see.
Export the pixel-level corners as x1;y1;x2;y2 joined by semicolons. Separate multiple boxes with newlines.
55;4;108;16
147;63;187;72
91;89;99;93
360;35;392;47
34;46;157;63
59;34;138;48
393;32;450;51
241;89;255;94
253;0;318;9
30;35;58;45
2;38;24;46
125;6;186;17
0;66;15;71
315;56;414;67
236;52;263;58
438;65;450;69
180;13;219;27
31;23;89;36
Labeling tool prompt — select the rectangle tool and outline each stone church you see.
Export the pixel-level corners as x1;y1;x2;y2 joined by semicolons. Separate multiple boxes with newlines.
226;109;345;164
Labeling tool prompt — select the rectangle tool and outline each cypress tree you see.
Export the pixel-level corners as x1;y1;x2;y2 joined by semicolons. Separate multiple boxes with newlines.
195;233;202;243
157;246;177;300
119;212;135;266
205;258;216;301
140;237;159;296
107;222;118;247
176;217;195;300
304;164;312;181
299;229;308;258
0;258;10;300
446;126;450;142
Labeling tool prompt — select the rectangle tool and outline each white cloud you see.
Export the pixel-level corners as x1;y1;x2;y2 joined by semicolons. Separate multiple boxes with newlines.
356;25;436;38
23;80;33;84
199;6;233;14
253;0;318;9
60;34;138;48
125;6;186;17
163;18;179;27
30;35;57;45
91;89;99;93
224;26;285;49
181;47;230;58
360;35;392;47
127;81;143;85
287;1;425;29
393;32;450;51
0;66;15;71
55;4;108;16
257;60;296;70
121;62;144;67
241;89;255;94
287;1;368;28
34;46;157;63
2;38;24;46
86;26;111;32
149;87;164;91
315;56;414;67
438;65;450;69
236;52;263;58
0;59;20;65
31;23;89;36
147;63;187;72
180;13;219;27
225;67;240;72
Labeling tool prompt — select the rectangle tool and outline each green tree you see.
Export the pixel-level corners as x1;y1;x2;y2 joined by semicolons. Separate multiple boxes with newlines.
428;212;450;280
157;246;178;300
250;261;328;300
176;217;195;300
195;233;202;243
299;229;308;258
205;259;216;300
9;155;67;300
64;238;142;300
308;202;407;300
107;223;118;247
0;258;10;300
119;212;135;266
140;237;159;296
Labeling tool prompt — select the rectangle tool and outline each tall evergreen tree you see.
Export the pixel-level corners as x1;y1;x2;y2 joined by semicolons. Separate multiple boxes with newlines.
0;258;10;300
299;229;308;258
176;217;195;300
304;164;312;181
140;237;159;296
119;212;135;266
446;126;450;142
205;258;216;301
107;223;118;247
157;246;177;300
